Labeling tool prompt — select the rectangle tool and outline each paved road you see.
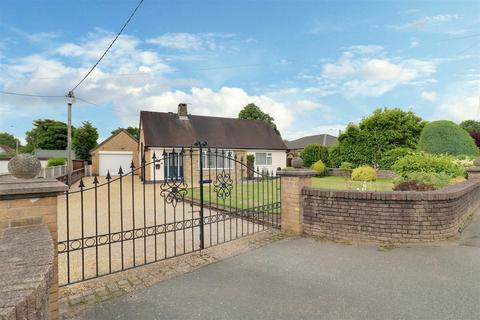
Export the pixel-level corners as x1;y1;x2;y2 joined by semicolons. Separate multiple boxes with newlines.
77;214;480;320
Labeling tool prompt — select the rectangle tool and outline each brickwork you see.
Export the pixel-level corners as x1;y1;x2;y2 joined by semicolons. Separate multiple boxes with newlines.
0;178;68;320
90;130;139;176
302;180;480;242
0;225;54;320
278;169;316;235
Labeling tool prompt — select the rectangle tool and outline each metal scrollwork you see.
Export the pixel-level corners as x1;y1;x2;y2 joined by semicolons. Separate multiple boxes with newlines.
160;178;188;207
213;170;233;199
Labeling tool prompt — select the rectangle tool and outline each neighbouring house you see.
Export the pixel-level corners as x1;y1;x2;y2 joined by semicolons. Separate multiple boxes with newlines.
0;145;13;153
286;134;338;166
138;103;287;185
90;129;139;176
33;149;77;160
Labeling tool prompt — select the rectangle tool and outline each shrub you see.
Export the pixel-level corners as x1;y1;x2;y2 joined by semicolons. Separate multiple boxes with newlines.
351;166;377;181
47;157;65;167
392;153;465;179
312;160;326;176
379;147;415;169
394;171;451;190
417;120;479;156
393;181;435;191
449;176;466;186
470;131;480;148
300;144;329;168
460;120;480;134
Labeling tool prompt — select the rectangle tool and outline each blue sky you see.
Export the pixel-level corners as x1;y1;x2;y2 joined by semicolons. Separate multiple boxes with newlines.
0;0;479;143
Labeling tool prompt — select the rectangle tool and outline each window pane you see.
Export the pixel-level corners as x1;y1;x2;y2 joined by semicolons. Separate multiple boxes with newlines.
256;153;266;165
267;153;272;165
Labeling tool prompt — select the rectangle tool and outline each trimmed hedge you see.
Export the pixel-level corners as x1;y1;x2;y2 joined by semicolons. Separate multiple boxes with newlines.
312;160;326;176
351;166;377;181
417;120;479;156
300;144;329;168
392;153;465;178
47;157;66;167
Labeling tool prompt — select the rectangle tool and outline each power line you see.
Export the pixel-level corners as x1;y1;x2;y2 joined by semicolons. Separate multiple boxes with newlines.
0;90;64;98
70;0;144;92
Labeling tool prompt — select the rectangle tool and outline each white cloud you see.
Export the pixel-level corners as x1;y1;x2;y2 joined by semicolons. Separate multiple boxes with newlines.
287;124;346;140
319;48;437;97
391;14;461;31
347;45;384;55
421;90;437;102
436;95;479;121
147;32;235;51
410;40;420;48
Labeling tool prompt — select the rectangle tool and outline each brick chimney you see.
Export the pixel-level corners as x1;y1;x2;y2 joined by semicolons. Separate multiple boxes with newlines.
178;103;188;120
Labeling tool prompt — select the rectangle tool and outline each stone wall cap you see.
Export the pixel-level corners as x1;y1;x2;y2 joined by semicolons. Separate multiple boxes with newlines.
467;166;480;173
0;178;68;198
277;168;317;177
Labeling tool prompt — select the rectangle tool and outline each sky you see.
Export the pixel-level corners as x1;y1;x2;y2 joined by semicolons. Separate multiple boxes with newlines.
0;0;479;143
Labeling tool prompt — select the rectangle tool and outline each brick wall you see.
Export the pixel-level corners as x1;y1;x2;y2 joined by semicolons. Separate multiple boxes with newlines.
302;180;480;242
0;224;54;320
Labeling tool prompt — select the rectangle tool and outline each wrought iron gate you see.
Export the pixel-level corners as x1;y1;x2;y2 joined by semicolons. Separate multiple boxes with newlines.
58;142;281;286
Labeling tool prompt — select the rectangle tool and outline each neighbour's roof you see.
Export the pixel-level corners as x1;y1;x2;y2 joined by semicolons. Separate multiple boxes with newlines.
90;129;138;154
286;134;338;150
33;149;77;159
140;111;287;150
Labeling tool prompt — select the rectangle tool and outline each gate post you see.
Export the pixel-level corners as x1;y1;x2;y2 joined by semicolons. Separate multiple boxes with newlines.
194;141;207;251
278;168;316;235
0;178;68;320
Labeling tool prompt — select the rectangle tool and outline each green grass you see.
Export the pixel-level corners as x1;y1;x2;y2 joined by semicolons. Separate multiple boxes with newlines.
190;179;280;211
312;176;394;192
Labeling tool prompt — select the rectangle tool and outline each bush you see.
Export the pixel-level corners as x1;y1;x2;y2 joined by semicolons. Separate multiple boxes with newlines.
47;157;65;167
392;153;465;178
312;160;326;176
300;144;329;168
417;120;479;156
351;166;377;181
394;171;451;190
470;131;480;148
449;176;466;186
393;181;435;191
379;147;415;169
460;120;480;134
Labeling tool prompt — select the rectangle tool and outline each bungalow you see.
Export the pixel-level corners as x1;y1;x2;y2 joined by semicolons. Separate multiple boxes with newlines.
139;103;287;185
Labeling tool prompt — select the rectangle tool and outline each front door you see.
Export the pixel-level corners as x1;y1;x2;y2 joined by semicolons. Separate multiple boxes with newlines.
165;152;183;179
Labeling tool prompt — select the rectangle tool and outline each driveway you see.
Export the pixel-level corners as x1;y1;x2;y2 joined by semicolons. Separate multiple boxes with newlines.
75;213;480;320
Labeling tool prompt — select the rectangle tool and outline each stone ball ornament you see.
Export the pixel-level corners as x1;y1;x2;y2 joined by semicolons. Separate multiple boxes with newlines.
474;158;480;167
291;156;304;169
8;154;41;179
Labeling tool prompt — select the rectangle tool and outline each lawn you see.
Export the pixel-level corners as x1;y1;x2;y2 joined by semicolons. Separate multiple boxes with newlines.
312;176;394;192
190;178;281;211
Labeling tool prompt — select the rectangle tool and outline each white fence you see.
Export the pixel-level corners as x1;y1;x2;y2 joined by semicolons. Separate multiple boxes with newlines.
38;165;67;179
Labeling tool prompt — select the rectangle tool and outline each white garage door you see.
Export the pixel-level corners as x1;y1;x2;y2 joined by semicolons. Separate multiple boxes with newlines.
99;151;133;176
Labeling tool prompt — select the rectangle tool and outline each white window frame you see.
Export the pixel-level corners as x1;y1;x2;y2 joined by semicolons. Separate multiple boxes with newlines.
255;152;272;166
201;150;235;170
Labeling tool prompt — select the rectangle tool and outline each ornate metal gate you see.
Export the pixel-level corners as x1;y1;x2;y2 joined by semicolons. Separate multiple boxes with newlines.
58;142;281;286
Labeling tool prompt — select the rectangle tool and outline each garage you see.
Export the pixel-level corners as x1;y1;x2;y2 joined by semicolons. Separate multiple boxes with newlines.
99;151;133;176
90;129;139;176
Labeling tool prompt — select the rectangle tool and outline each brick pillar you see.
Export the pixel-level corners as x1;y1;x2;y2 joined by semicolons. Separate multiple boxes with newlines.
278;168;316;235
0;178;68;320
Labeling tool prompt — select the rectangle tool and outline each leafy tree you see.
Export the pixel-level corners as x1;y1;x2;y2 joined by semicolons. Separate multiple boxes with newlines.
417;120;479;156
300;144;329;167
238;103;280;135
25;119;72;150
460;120;480;134
73;121;99;161
0;132;18;149
328;108;425;167
111;126;139;139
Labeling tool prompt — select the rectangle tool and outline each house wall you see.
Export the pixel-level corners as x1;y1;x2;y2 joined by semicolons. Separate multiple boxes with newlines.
91;131;139;176
248;149;286;174
144;148;249;188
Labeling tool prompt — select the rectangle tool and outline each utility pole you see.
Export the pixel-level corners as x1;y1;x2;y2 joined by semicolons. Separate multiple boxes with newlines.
66;91;76;186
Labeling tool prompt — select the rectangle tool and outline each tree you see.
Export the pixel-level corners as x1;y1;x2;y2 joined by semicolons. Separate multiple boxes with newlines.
460;120;480;134
25;119;72;150
0;132;18;149
300;144;329;167
417;120;479;156
111;127;139;139
238;103;280;135
328;108;426;167
73;121;99;161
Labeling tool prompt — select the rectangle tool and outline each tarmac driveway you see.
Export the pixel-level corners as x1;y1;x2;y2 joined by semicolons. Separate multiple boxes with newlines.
76;213;480;320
